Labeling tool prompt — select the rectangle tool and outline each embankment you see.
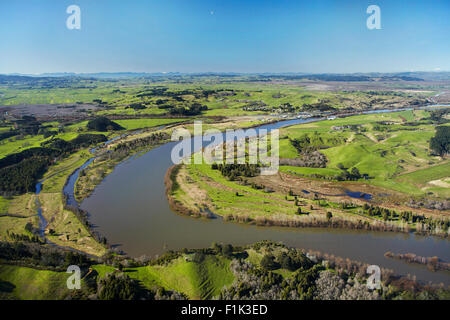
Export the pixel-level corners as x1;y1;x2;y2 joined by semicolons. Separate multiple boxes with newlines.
164;165;414;233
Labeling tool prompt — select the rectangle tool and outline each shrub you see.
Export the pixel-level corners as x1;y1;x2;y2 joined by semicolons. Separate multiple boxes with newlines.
260;254;279;270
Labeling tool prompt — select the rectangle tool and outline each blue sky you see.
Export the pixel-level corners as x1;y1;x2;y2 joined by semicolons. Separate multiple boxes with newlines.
0;0;449;74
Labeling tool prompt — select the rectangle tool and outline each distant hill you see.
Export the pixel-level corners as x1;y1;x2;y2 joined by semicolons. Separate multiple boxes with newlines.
1;71;449;82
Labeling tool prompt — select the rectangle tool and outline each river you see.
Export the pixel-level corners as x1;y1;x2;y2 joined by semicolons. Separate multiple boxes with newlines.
64;107;450;285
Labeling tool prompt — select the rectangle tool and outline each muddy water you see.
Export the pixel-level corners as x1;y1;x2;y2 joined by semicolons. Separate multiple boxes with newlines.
79;115;450;285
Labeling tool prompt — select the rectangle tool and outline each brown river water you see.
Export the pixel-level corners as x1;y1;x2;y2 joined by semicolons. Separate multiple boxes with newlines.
75;115;450;285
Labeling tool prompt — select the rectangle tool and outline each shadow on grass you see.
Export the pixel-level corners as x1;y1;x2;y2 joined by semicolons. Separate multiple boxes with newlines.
0;280;15;293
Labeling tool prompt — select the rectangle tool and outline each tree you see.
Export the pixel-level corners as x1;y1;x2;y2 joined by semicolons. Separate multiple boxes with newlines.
314;270;344;300
222;244;233;257
211;242;221;252
192;252;205;263
97;273;142;300
350;167;361;179
87;117;124;132
293;267;319;300
129;103;146;110
278;251;311;272
260;254;279;270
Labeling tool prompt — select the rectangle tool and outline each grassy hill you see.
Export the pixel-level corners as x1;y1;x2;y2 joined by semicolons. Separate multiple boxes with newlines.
0;265;70;300
1;241;448;300
280;110;449;198
92;254;234;299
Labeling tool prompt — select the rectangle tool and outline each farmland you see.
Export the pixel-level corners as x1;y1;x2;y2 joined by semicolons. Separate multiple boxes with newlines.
279;110;449;198
0;75;435;121
0;74;449;300
167;109;449;236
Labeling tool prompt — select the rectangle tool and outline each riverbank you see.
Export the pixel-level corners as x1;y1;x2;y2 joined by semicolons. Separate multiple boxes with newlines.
79;112;450;285
164;109;449;236
74;132;170;202
2;239;448;300
38;192;107;256
73;116;292;203
165;164;422;234
33;117;274;257
166;154;448;237
385;252;450;272
277;109;450;202
163;109;450;237
34;150;110;257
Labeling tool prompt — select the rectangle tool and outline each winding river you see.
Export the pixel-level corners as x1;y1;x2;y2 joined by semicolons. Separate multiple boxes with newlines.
59;107;450;285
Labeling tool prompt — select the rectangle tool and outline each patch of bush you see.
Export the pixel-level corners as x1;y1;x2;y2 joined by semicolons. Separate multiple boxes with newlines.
430;126;449;156
87;117;124;132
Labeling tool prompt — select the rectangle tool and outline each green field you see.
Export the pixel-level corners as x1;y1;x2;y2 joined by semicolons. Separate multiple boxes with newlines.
182;163;294;218
0;76;430;120
171;161;386;231
0;194;38;241
114;118;187;130
395;162;450;197
280;165;341;177
0;134;50;159
280;110;448;197
168;108;449;237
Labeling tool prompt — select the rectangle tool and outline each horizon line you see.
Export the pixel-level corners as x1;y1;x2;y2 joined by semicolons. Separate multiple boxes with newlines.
1;70;449;76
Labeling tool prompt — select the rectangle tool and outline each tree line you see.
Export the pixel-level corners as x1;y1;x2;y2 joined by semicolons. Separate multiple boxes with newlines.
211;163;260;180
0;133;107;195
